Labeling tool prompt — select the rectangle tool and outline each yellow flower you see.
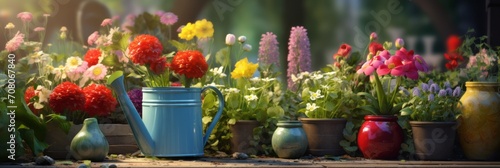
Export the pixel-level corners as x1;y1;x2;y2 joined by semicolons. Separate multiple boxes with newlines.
194;19;214;39
178;22;196;40
231;58;259;79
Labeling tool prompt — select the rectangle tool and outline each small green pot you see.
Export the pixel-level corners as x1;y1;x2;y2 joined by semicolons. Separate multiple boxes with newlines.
272;120;308;159
70;118;109;161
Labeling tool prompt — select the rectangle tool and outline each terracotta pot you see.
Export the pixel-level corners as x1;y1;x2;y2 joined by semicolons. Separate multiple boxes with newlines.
410;121;456;160
357;115;403;160
458;82;500;160
272;120;308;159
230;120;259;154
300;118;346;156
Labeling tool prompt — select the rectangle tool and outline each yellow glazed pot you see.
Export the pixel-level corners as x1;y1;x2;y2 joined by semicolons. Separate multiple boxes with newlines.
458;82;500;160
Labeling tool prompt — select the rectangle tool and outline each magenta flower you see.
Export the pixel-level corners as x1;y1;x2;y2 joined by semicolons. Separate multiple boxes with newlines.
258;32;280;67
287;26;311;89
160;12;178;26
101;18;112;27
395;48;414;61
401;61;419;80
5;31;24;52
87;31;99;46
377;55;404;76
127;88;143;117
17;12;33;22
413;55;429;72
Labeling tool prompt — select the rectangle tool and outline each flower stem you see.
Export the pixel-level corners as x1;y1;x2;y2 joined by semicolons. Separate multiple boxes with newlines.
374;73;388;114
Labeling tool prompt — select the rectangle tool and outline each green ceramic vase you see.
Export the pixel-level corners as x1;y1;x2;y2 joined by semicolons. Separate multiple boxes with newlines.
458;82;500;160
70;118;109;161
272;121;308;159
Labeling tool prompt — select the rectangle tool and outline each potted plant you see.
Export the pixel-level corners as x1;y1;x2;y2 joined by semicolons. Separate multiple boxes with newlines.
443;30;500;160
400;80;462;160
356;35;429;160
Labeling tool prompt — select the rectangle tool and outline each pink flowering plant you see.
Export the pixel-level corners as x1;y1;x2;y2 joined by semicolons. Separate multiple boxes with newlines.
399;80;463;121
357;34;430;115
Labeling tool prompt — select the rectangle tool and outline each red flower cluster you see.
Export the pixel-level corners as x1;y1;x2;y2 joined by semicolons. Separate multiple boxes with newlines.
24;86;38;115
84;49;102;67
150;57;168;74
444;35;464;70
49;82;86;114
83;84;117;117
128;34;163;65
170;50;208;78
369;42;384;55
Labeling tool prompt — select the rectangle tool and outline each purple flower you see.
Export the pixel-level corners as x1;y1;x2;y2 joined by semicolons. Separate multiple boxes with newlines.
446;88;453;96
428;93;435;101
127;88;143;117
421;83;429;92
160;12;178;26
429;83;439;93
412;87;421;97
438;89;447;97
258;32;280;67
453;87;462;97
287;26;311;90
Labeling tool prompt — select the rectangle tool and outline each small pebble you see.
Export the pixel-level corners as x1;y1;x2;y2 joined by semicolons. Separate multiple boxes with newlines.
77;163;87;168
232;152;249;160
99;164;108;168
34;155;55;165
109;164;117;168
117;154;126;160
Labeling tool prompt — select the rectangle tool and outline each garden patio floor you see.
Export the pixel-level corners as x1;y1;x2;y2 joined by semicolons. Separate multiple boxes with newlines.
4;157;500;168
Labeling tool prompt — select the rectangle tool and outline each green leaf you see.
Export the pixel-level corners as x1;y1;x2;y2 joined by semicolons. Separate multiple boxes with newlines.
343;129;357;142
344;146;358;152
0;73;7;86
202;93;216;109
400;107;413;116
101;54;118;67
169;40;189;51
19;128;48;156
339;140;351;147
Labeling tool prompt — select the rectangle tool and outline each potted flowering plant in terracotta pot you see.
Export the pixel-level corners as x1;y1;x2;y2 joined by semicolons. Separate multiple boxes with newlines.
400;81;462;160
201;32;286;155
356;34;429;160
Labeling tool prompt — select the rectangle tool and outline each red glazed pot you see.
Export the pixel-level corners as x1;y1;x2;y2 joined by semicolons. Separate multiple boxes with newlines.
357;115;403;160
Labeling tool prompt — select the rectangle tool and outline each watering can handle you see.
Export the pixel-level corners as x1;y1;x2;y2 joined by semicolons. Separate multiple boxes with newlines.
201;86;225;145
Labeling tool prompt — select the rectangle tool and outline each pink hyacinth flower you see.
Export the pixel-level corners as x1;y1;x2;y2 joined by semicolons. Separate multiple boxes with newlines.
17;12;33;22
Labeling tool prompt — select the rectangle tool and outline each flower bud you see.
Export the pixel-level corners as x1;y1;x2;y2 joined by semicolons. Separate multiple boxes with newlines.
225;34;235;46
238;36;247;43
412;87;421;96
5;22;14;29
242;44;252;52
60;32;67;40
395;38;404;49
370;32;377;41
60;26;67;32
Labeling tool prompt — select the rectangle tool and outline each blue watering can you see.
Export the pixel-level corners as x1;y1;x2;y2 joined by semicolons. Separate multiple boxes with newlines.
107;72;224;157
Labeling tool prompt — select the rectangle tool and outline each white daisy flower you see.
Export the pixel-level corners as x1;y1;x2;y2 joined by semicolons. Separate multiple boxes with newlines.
244;94;258;101
309;90;324;101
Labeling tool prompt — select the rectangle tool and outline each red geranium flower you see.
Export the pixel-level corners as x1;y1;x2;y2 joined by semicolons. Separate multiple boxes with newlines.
444;52;464;70
446;35;461;52
49;82;86;114
334;43;352;59
84;49;102;67
24;86;39;115
83;84;117;117
369;42;384;55
170;50;208;79
150;57;167;74
128;34;163;65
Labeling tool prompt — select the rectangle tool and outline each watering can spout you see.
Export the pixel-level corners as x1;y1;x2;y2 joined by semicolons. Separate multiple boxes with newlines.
107;71;155;156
